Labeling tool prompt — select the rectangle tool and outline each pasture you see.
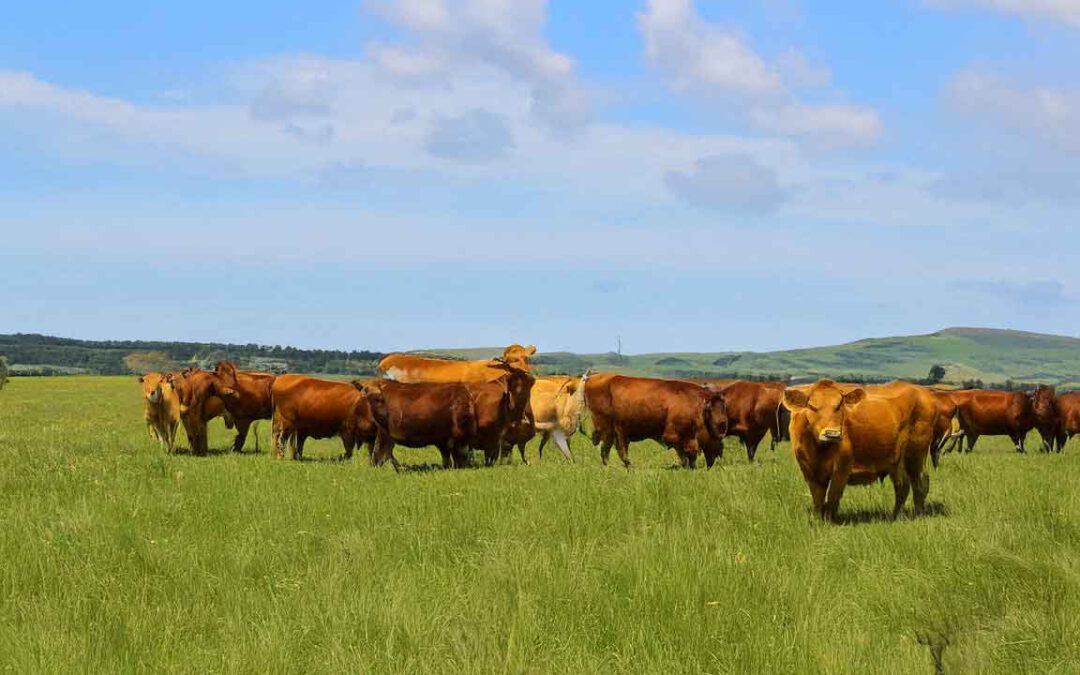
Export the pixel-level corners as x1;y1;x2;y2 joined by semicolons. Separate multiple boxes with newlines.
2;377;1079;673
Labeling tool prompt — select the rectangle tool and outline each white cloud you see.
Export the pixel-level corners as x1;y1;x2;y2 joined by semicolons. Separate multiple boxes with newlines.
637;0;882;147
639;0;783;95
926;0;1080;27
947;69;1080;148
364;0;589;136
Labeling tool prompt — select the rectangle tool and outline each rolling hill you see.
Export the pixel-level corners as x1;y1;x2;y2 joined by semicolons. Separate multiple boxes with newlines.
4;327;1080;388
426;327;1080;388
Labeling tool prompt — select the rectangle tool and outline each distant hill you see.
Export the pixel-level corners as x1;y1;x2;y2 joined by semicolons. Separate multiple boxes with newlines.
3;328;1079;388
425;327;1080;389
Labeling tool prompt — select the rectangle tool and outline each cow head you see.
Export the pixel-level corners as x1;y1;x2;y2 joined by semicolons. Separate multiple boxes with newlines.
782;380;866;443
140;373;165;404
701;386;728;440
491;361;535;424
352;379;390;430
499;344;537;372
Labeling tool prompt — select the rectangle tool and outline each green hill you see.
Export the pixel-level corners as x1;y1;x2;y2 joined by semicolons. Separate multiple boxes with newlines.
426;327;1080;388
3;327;1080;388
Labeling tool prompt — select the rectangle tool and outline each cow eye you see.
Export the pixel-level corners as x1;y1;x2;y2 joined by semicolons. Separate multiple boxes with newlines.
806;404;818;412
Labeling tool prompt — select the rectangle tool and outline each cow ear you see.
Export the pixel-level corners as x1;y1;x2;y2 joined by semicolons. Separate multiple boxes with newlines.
782;389;808;411
138;376;145;383
351;379;366;393
843;388;866;407
525;345;537;356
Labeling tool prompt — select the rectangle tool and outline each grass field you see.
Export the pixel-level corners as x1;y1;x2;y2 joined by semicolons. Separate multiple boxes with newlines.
2;377;1080;673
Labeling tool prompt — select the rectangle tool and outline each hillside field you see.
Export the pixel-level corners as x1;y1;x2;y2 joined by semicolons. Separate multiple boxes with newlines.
2;377;1080;673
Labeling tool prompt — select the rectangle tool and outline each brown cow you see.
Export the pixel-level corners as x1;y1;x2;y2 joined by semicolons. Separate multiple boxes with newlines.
783;379;937;521
948;389;1038;453
271;375;378;461
587;375;727;469
353;380;477;469
462;365;535;466
709;380;787;462
1030;385;1060;453
139;372;181;453
1055;392;1080;452
377;344;536;383
167;367;238;455
214;362;276;453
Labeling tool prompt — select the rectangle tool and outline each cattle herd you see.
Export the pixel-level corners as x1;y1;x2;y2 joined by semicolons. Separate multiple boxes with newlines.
137;344;1080;521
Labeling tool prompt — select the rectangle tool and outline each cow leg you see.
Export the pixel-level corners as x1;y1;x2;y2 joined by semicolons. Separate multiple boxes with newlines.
1011;433;1025;454
745;429;766;463
807;480;827;519
965;433;979;453
614;428;632;469
272;423;288;460
824;458;852;522
551;429;574;463
890;468;911;520
294;435;307;461
516;439;528;465
911;471;929;516
232;420;251;453
537;431;550;462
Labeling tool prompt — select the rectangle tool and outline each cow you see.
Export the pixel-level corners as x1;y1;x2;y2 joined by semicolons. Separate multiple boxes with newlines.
1030;385;1060;453
167;367;238;455
270;375;379;462
377;344;536;383
948;389;1038;453
586;375;727;469
703;380;788;462
501;372;590;464
213;362;275;453
782;379;938;521
1055;392;1080;452
455;365;536;466
352;380;477;469
138;372;181;453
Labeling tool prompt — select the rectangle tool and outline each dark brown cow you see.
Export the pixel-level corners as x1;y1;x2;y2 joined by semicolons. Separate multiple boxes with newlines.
948;389;1037;453
586;375;727;469
462;366;535;466
1056;392;1080;451
1030;385;1060;453
167;367;238;455
783;379;938;521
704;380;787;462
353;380;477;469
214;362;275;453
271;375;378;461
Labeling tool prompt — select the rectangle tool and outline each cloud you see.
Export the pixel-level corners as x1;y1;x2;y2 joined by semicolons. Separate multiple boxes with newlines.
364;0;590;136
639;0;783;96
424;108;514;162
637;0;881;147
664;154;786;212
925;0;1080;27
249;65;336;121
955;280;1073;308
947;69;1080;148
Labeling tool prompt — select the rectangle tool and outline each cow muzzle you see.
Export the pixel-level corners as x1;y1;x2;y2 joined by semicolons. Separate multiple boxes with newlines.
819;429;842;442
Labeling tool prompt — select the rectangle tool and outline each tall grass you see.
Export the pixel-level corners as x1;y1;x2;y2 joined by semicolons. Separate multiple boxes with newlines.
1;377;1078;673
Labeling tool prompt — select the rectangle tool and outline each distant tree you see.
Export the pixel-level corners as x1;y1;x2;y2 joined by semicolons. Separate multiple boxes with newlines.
927;365;947;384
0;355;8;390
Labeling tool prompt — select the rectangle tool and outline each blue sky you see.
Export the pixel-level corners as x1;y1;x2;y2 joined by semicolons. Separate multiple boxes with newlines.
3;0;1080;353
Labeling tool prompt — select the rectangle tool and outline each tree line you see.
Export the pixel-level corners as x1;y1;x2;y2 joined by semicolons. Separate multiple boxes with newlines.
0;334;385;377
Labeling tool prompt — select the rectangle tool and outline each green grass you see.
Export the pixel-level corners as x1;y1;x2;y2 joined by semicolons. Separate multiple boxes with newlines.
2;377;1080;673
